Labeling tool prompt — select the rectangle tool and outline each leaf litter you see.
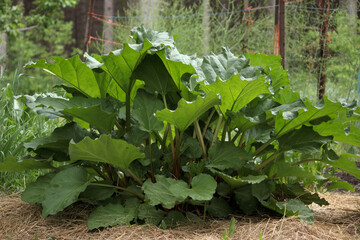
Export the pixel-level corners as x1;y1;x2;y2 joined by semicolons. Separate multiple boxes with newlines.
1;192;359;240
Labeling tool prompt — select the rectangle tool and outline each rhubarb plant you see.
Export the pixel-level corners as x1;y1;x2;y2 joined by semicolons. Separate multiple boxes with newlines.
1;26;360;229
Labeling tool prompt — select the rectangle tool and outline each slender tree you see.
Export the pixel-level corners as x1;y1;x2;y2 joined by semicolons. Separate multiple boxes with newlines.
202;0;211;54
140;0;160;28
104;0;114;53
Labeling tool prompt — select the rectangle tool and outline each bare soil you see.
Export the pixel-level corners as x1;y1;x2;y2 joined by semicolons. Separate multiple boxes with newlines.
1;192;359;240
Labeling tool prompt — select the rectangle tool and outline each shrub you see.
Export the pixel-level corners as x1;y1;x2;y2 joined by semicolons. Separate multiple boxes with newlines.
1;26;360;229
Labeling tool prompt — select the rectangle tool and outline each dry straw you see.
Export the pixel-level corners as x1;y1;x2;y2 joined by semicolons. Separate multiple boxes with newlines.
1;192;359;240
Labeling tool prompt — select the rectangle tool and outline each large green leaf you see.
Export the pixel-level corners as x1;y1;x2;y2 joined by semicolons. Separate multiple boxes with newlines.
69;134;144;169
26;56;101;98
156;48;196;100
195;47;251;84
0;157;52;172
245;53;289;92
180;135;202;159
259;197;314;224
210;169;267;188
276;199;314;224
321;153;360;179
313;122;360;147
327;181;355;192
85;53;143;102
101;40;152;93
207;142;252;170
142;174;216;208
131;25;175;49
34;96;118;133
275;97;346;137
87;198;140;230
234;185;258;214
79;182;116;204
21;173;55;204
142;175;189;209
200;74;270;116
270;99;306;120
269;162;316;180
188;174;217;201
229;97;278;132
41;167;91;217
207;198;233;218
278;126;332;154
24;122;91;162
132;54;179;96
276;183;328;206
132;90;164;132
138;203;166;225
155;92;221;131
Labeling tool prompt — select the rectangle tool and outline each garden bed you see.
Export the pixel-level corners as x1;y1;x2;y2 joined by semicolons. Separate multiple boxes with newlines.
1;192;359;240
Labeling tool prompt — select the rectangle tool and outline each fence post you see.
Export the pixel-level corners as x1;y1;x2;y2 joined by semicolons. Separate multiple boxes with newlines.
273;0;285;69
273;0;279;55
279;0;285;69
317;0;330;100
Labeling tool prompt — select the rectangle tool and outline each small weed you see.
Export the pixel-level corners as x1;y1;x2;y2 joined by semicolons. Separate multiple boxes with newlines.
222;217;236;240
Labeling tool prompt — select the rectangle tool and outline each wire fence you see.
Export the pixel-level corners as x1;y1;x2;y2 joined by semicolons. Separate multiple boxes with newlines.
86;0;360;103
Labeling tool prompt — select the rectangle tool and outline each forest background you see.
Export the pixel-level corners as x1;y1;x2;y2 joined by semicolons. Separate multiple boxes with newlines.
0;0;359;102
0;0;360;191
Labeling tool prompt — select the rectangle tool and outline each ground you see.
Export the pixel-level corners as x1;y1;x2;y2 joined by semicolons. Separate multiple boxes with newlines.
1;192;359;240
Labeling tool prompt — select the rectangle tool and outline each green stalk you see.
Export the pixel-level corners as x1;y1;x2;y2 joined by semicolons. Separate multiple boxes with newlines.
113;170;125;188
115;119;125;136
221;119;228;142
194;120;207;158
125;88;131;132
153;131;163;145
252;137;276;157
89;183;144;200
104;164;115;182
168;124;177;176
125;79;135;133
212;114;223;146
125;168;144;186
148;136;155;183
162;124;170;150
238;131;246;148
291;159;320;166
162;94;177;178
202;109;216;137
88;163;108;180
174;130;184;179
256;151;282;171
231;131;241;143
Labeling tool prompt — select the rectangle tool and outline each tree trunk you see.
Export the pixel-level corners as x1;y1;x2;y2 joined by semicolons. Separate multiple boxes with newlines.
0;32;6;77
202;0;210;55
104;0;114;53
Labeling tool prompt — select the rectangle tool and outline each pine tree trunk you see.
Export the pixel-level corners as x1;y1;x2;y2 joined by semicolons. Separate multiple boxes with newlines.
104;0;114;53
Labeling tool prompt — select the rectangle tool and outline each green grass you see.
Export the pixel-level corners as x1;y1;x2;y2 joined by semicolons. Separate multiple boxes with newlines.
0;81;61;192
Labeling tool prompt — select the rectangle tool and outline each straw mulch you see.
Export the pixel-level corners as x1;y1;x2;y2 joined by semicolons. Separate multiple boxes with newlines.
1;192;359;240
